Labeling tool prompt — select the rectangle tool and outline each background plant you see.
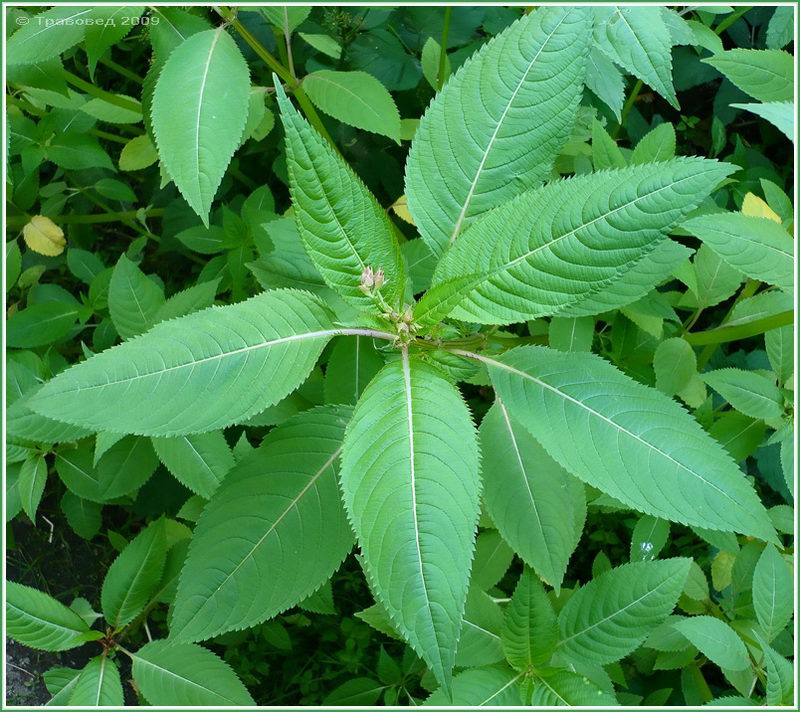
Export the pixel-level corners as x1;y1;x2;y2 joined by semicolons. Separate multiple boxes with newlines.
5;4;795;707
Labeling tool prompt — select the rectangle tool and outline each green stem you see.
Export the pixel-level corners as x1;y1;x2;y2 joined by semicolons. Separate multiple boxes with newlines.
684;310;792;346
613;79;643;138
217;7;336;148
98;56;144;84
696;279;760;368
63;70;142;113
437;8;452;91
6;209;165;229
230;165;257;190
90;128;129;145
280;8;296;80
714;6;751;35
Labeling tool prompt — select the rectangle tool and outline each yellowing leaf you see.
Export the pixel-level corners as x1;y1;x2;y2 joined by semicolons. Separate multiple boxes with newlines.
742;192;782;223
23;216;65;256
391;195;415;225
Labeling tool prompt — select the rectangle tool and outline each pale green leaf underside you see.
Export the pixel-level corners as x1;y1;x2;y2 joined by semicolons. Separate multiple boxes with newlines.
132;640;255;706
683;213;794;292
275;80;406;310
557;559;691;664
485;346;776;541
171;406;354;642
480;402;585;590
731;102;793;141
152;29;250;224
302;70;401;142
594;7;678;108
433;159;734;324
673;616;750;671
406;7;592;256
7;581;90;652
29;290;337;436
69;657;124;706
341;354;481;689
703;49;793;103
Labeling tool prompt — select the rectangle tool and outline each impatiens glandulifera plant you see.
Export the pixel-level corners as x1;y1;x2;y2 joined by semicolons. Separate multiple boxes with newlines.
6;4;794;707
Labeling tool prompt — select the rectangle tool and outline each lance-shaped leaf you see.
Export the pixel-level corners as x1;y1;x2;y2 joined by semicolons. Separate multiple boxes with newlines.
69;657;124;706
501;568;558;670
109;254;165;339
29;290;340;436
752;544;793;641
275;80;406;310
171;406;354;642
531;670;618;705
152;431;234;498
482;346;776;541
594;7;679;108
340;354;481;689
152;28;250;224
731;102;793;141
557;559;691;664
433;159;735;324
7;581;91;651
131;640;254;706
405;7;592;256
480;402;585;590
101;519;167;628
674;616;750;671
8;6;92;66
18;453;48;521
683;213;794;292
425;666;522;706
703;49;793;103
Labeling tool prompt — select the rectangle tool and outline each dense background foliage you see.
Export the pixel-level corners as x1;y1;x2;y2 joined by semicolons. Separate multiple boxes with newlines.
5;4;795;707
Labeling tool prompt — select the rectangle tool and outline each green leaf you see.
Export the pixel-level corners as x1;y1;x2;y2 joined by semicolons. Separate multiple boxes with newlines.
594;7;679;108
119;134;158;171
131;640;254;705
548;317;595;353
48;134;114;170
302;70;401;142
484;346;776;541
18;453;47;521
631;123;676;164
458;588;505;668
275;81;406;310
480;402;585;590
43;667;81;706
703;49;793;102
766;7;794;50
421;37;451;89
501;568;557;670
152;431;234;498
586;47;624;121
69;656;124;706
653;337;696;397
557;559;691;664
591;118;626;169
81;95;143;124
6;239;22;291
530;669;618;705
84;7;144;77
702;369;784;422
61;491;102;540
340;353;481;689
101;518;167;627
765;325;793;384
630;515;670;562
299;32;342;59
731;102;793;141
673;616;750;671
762;641;794;705
260;6;310;34
171;406;354;642
29;290;342;436
425;665;522;706
8;302;79;348
155;279;219;323
109;254;165;339
8;7;91;65
432;159;734;324
56;437;158;503
471;531;514;590
683;213;793;292
752;544;792;641
323;678;384;706
152;28;250;224
323;336;384;405
7;581;91;651
406;7;592;256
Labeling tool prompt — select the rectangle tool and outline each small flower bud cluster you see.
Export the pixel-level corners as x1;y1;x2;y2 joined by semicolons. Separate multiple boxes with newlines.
359;266;386;294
